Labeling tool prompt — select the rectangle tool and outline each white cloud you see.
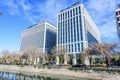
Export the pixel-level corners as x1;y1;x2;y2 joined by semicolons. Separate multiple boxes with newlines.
3;0;19;15
36;0;69;24
85;0;118;42
100;20;117;39
0;0;119;42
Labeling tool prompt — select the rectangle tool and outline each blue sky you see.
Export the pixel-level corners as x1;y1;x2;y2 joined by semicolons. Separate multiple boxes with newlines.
0;0;119;52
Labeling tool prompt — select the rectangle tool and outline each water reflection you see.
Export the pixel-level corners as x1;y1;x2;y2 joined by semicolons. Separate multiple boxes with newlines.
0;72;59;80
0;71;92;80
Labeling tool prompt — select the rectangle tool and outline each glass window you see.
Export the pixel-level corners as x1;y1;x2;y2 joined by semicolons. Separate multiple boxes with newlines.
73;9;75;16
61;22;62;44
79;6;81;14
58;15;60;22
76;7;78;15
78;43;80;52
70;10;72;17
63;21;64;43
61;14;62;21
75;44;77;52
71;18;73;42
68;11;69;18
76;16;79;41
79;15;83;41
73;17;76;42
117;17;119;21
65;12;67;19
63;13;64;20
81;42;83;51
72;44;73;52
68;19;70;43
69;44;70;52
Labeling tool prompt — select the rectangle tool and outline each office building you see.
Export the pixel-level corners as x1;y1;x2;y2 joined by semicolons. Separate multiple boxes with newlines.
57;2;101;55
116;4;120;44
20;21;56;53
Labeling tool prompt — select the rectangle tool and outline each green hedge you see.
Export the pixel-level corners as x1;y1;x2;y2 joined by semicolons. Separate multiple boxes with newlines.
68;67;120;74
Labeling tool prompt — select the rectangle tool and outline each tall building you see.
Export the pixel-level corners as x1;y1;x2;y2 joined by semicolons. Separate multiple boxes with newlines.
116;4;120;44
57;2;100;55
20;21;56;53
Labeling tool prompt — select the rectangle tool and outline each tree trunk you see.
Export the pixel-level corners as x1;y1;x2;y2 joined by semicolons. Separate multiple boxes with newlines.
106;57;109;69
89;55;92;69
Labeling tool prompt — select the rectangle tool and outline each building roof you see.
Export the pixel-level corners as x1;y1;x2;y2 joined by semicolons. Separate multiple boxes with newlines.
60;2;81;12
26;21;56;29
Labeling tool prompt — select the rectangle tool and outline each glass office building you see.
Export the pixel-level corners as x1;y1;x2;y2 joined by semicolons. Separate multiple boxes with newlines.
20;21;56;53
116;4;120;44
57;2;101;54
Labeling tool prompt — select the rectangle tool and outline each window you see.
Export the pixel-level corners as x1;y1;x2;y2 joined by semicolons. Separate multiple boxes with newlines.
78;43;80;52
63;13;64;20
73;9;75;16
75;44;77;52
65;12;67;19
73;17;76;42
68;19;70;43
68;11;69;18
81;42;83;51
70;10;72;17
69;44;70;52
72;44;73;52
117;17;119;21
76;16;79;41
79;6;81;14
71;18;73;42
63;21;64;44
61;14;62;21
58;15;60;22
76;7;78;15
79;15;83;41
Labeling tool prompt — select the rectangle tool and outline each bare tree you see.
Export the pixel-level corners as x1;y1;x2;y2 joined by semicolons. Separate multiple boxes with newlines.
85;42;117;69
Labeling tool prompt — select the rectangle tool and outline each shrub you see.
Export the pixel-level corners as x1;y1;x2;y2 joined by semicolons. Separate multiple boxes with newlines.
94;63;106;67
20;65;24;67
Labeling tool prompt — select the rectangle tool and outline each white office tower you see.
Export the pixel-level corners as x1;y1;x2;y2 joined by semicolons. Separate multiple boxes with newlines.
57;2;101;64
20;21;56;53
116;4;120;45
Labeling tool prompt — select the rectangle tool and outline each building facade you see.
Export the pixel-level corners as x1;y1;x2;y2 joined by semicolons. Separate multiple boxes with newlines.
57;2;101;55
116;4;120;44
20;21;56;53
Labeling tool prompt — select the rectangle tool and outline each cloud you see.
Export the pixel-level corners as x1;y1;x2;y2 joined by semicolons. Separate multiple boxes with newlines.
0;0;36;23
0;0;71;24
36;0;69;24
100;20;117;39
2;0;19;15
84;0;118;42
0;0;119;42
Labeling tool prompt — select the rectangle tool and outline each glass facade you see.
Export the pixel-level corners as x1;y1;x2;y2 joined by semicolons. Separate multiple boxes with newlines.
45;29;56;53
20;21;57;53
57;3;100;54
116;7;120;43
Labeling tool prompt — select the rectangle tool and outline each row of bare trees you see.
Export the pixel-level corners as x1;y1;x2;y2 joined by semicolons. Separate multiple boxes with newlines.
0;42;119;68
50;42;118;68
0;46;48;65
